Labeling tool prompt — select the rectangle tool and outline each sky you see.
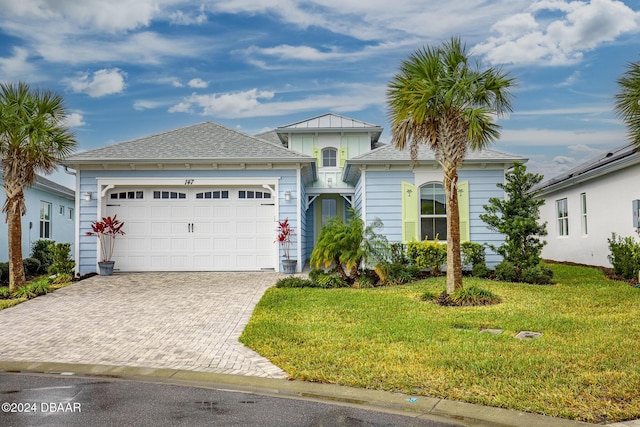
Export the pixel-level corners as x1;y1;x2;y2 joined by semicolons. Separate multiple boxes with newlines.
1;0;640;189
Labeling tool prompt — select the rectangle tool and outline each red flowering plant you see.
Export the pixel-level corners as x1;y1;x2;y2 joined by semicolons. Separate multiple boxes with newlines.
86;215;126;262
275;218;295;261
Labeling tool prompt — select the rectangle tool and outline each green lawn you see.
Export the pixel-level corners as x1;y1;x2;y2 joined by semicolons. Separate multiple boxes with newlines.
240;264;640;423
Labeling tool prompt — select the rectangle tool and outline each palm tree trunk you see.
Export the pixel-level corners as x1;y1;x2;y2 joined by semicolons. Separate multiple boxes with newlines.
6;196;26;292
443;167;463;294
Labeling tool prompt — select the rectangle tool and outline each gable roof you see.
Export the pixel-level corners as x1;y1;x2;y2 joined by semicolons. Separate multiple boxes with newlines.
66;121;315;165
535;143;640;195
0;166;74;199
275;112;383;145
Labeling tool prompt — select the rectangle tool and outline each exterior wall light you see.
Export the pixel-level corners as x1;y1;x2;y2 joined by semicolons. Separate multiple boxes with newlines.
284;190;291;201
327;177;333;187
84;192;92;201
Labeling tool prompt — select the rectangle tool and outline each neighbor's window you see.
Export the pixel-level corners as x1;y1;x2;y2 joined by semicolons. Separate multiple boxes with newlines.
580;193;587;235
59;205;64;215
322;148;337;167
420;183;447;240
67;207;74;221
556;198;569;236
40;201;52;239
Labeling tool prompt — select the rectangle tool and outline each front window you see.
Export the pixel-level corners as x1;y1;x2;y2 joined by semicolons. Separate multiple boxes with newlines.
322;148;337;167
40;201;52;239
557;198;569;236
420;183;446;240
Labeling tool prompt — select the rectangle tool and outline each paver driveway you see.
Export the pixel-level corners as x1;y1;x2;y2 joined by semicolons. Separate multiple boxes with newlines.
0;272;287;378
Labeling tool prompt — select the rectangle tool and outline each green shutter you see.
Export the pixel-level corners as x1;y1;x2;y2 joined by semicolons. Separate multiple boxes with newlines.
312;147;321;167
458;181;470;243
338;147;348;167
401;181;419;242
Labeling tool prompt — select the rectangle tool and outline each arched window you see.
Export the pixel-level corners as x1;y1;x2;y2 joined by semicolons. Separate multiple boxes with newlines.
420;182;446;240
322;148;337;167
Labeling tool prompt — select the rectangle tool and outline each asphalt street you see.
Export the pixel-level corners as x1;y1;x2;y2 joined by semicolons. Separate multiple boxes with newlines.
0;373;460;427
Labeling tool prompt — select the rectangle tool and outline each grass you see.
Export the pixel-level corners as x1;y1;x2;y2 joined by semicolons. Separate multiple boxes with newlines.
240;264;640;423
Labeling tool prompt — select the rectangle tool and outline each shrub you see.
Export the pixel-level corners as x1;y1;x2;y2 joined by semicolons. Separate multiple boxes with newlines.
494;261;517;282
521;265;554;285
308;269;326;282
461;242;486;269
419;290;437;301
27;278;52;296
374;262;420;286
607;233;640;279
0;262;8;283
275;276;316;288
389;243;408;265
0;287;11;299
471;263;492;278
31;239;55;273
406;239;446;276
315;274;349;289
449;285;502;306
52;273;73;285
353;275;375;289
48;242;75;276
22;258;41;275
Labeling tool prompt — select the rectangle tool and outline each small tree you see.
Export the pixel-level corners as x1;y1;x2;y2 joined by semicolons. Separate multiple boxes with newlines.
480;162;547;277
310;209;388;283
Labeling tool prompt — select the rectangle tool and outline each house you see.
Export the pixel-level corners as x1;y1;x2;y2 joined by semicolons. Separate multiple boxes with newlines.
0;168;76;261
65;113;525;275
535;143;640;267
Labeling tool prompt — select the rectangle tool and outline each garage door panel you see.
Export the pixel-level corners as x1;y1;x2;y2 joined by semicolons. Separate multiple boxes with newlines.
106;186;276;271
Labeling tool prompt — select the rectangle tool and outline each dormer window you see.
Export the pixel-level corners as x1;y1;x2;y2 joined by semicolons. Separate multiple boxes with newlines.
322;148;337;167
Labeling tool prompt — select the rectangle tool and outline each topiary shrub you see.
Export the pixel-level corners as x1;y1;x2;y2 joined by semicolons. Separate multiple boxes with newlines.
494;260;517;282
22;258;41;276
521;265;554;285
407;239;447;276
275;276;316;288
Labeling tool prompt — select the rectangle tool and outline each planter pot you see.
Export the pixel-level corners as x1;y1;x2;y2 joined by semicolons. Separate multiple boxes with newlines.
281;259;297;274
98;261;115;276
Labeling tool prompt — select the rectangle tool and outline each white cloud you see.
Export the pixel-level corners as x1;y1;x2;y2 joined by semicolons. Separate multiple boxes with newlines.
0;47;39;82
188;78;209;88
474;0;640;66
556;70;581;87
68;68;126;97
133;99;167;110
169;5;207;25
169;88;275;116
62;112;86;128
499;127;626;147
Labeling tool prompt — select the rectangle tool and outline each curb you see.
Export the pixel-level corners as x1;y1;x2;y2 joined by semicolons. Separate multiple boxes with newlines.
0;360;595;427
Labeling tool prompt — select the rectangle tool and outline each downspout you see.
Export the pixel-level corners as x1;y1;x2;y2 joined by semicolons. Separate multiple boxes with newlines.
65;166;81;278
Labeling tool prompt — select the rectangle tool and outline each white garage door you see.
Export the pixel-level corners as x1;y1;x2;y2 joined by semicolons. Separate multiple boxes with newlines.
104;187;276;271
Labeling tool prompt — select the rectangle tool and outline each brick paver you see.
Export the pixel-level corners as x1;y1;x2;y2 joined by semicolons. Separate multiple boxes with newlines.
0;272;288;378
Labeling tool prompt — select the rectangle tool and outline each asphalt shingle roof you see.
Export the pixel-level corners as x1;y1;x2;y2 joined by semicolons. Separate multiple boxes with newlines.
66;121;314;164
347;143;526;164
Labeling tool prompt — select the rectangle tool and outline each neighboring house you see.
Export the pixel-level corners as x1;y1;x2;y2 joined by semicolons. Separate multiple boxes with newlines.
66;113;525;275
0;167;76;261
536;143;640;267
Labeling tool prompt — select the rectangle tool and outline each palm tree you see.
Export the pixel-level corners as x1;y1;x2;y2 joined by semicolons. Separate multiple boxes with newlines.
387;37;515;294
0;82;76;291
614;60;640;145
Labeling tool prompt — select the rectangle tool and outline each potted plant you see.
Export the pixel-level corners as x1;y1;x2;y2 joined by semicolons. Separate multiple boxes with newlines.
276;218;296;274
86;215;125;276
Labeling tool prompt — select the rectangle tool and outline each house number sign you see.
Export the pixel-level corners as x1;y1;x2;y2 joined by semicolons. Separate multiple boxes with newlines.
185;179;194;185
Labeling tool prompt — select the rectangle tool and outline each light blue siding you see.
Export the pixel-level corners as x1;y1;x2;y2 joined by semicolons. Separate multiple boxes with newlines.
0;180;75;262
77;168;298;274
364;171;414;242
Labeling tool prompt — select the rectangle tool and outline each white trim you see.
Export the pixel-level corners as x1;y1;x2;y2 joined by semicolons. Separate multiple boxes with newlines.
74;172;80;277
361;169;367;224
95;177;281;187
